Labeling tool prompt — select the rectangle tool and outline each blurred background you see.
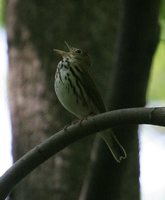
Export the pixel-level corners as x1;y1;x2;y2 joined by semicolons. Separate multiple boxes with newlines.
0;0;165;200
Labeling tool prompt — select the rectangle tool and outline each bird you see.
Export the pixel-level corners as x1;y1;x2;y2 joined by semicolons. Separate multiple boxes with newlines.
54;42;127;162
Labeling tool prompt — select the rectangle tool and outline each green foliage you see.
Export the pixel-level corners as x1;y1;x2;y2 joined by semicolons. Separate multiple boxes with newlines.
147;42;165;100
160;0;165;40
0;0;4;26
160;0;165;20
147;0;165;101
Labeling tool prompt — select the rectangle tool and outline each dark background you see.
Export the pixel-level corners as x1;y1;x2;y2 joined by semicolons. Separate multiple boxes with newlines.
6;0;161;199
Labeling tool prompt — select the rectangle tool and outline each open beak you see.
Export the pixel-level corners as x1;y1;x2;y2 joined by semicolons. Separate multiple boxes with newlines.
53;49;68;57
54;42;72;58
64;41;72;51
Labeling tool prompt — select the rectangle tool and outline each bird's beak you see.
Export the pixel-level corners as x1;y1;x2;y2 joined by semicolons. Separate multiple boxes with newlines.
54;41;72;58
53;49;68;58
64;41;72;51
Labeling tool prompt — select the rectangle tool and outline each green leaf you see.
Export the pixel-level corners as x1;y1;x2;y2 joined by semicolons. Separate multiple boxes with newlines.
0;0;4;26
147;42;165;101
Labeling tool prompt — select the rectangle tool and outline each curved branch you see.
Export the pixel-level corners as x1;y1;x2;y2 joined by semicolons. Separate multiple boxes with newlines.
0;107;165;199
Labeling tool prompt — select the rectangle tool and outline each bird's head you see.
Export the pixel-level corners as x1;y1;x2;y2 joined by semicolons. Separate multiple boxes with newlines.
54;42;91;67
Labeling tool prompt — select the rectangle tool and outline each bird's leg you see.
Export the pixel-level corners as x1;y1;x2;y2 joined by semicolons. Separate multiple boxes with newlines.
63;118;81;132
64;112;96;132
78;112;96;126
64;124;70;132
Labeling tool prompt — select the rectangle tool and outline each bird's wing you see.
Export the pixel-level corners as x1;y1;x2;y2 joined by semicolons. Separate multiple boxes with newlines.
74;64;106;113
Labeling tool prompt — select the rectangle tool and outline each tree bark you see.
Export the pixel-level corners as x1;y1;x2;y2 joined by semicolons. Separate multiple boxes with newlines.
6;0;119;199
79;0;160;200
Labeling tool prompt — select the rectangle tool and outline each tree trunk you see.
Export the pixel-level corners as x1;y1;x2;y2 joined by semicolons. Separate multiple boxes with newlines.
7;0;120;199
79;0;160;199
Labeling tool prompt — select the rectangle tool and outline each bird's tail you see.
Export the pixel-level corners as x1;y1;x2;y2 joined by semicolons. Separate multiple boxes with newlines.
99;130;127;163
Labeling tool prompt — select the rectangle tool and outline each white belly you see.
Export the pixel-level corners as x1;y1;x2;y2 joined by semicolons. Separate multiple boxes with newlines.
55;64;94;118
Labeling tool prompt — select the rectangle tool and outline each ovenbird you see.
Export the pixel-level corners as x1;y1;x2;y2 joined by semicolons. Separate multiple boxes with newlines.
54;42;126;162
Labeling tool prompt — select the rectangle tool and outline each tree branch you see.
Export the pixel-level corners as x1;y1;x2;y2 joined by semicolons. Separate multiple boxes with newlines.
0;107;165;200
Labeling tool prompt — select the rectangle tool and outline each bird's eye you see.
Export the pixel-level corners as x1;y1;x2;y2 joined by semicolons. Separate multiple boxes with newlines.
75;49;82;54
